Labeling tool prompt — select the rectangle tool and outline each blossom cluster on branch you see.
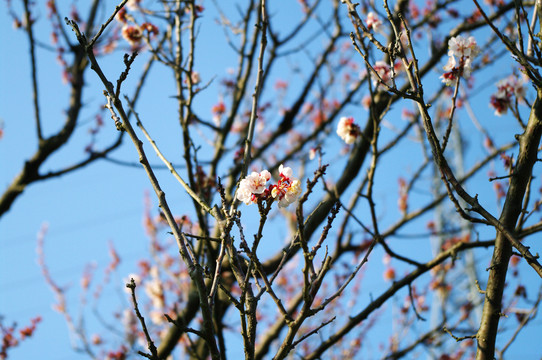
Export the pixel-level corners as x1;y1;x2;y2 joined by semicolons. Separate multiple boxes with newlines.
372;61;394;87
440;35;480;86
116;4;159;48
366;12;382;32
236;165;301;208
490;75;526;116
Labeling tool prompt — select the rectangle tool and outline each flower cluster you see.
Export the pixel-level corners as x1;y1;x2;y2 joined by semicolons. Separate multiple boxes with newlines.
336;116;361;144
121;25;143;46
121;22;159;47
271;165;302;208
140;22;159;36
490;75;525;116
212;101;226;124
0;316;42;359
372;60;393;87
366;12;382;32
121;308;138;345
440;35;480;86
190;71;201;85
117;2;159;48
236;165;301;208
236;170;271;205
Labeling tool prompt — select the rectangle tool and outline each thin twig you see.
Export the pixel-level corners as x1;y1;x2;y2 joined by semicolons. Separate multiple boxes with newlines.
126;278;160;360
442;326;476;342
88;0;129;48
23;0;42;141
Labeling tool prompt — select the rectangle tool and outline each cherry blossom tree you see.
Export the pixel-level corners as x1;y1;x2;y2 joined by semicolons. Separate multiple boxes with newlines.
2;0;542;359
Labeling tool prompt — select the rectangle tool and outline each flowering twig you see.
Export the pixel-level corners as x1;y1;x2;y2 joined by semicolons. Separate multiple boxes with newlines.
37;223;95;357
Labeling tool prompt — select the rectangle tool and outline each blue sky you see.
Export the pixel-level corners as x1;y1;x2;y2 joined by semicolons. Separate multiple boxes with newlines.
2;0;542;359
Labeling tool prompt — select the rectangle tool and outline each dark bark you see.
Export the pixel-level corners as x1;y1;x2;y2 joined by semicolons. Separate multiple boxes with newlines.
476;90;542;359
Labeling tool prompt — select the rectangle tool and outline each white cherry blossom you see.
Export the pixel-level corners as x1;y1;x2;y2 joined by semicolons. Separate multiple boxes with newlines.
372;61;393;87
440;35;480;86
366;12;382;32
490;75;526;116
337;117;360;144
271;165;302;208
236;170;271;205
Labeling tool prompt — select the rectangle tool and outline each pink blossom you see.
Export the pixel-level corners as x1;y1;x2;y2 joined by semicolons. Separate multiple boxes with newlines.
382;254;391;265
236;166;301;208
212;101;226;125
366;12;382;32
185;71;200;86
309;147;318;160
337;116;361;144
274;80;288;90
91;334;102;345
116;8;127;23
144;267;165;309
490;75;525;116
372;60;393;87
236;170;272;205
361;95;372;109
122;309;138;345
191;71;201;84
383;267;396;281
141;22;159;36
149;310;166;325
126;0;141;10
447;35;480;59
271;165;302;208
490;96;509;116
121;25;143;46
440;35;479;86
